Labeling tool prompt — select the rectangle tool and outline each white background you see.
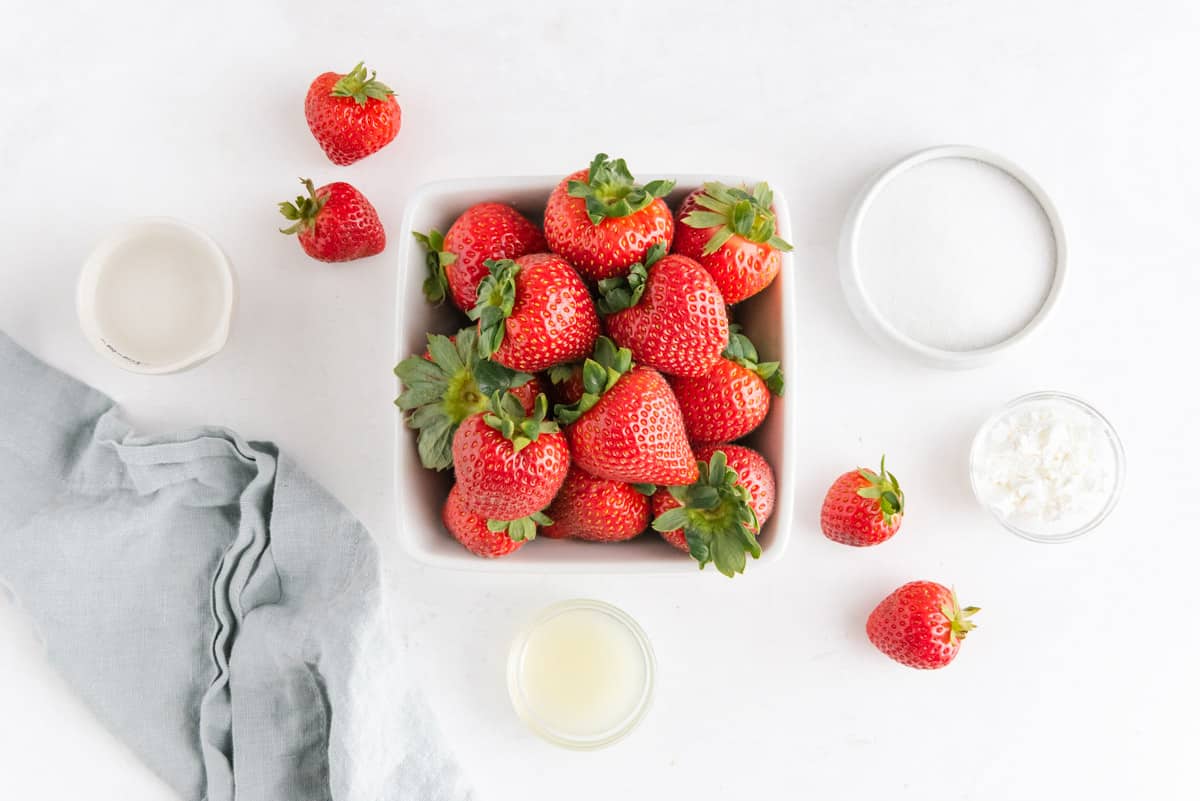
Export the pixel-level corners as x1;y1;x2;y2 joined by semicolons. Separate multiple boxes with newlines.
2;1;1197;798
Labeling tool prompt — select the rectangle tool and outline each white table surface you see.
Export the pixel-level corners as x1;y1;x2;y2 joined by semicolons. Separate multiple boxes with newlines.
2;1;1197;798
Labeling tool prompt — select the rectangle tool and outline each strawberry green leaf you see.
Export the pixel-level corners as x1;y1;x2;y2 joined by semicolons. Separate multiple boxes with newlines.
553;337;633;425
596;243;664;314
631;482;657;496
278;178;327;236
330;61;395;105
394;328;530;470
414;229;456;305
469;259;519;357
567;153;675;224
547;363;578;385
483;391;558;453
651;450;762;578
722;324;785;396
854;455;905;523
683;180;794;256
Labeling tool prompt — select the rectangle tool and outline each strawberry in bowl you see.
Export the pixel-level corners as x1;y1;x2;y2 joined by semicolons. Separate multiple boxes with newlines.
394;166;797;573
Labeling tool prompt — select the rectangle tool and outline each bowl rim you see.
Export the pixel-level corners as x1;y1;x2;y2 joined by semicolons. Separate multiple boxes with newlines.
76;216;236;375
506;598;656;749
838;144;1068;369
393;173;797;573
968;390;1126;543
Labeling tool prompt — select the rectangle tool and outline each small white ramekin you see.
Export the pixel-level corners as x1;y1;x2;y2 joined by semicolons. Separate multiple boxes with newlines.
507;599;656;750
838;145;1068;369
77;217;236;374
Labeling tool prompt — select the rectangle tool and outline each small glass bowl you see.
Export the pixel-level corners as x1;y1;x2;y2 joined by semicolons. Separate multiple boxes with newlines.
507;599;655;750
969;391;1126;543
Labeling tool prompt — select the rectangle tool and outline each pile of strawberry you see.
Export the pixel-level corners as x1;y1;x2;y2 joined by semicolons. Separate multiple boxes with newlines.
396;154;793;577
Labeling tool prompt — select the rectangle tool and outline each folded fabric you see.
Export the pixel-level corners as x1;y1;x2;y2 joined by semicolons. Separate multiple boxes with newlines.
0;331;473;801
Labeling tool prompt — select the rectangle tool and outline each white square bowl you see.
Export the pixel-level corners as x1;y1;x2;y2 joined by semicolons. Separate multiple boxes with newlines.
394;175;798;573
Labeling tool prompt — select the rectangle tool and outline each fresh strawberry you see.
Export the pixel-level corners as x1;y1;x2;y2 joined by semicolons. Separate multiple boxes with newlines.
278;178;386;262
394;329;537;470
556;337;697;486
672;181;793;303
669;325;784;443
452;392;569;522
866;581;979;669
470;254;599;372
443;483;540;558
599;243;729;378
543;153;675;282
820;456;904;546
416;202;547;312
542;467;651;542
305;61;402;165
652;444;775;576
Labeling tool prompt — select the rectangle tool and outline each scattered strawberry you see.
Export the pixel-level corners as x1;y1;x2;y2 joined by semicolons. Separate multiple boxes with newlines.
866;581;979;669
443;483;540;558
543;153;675;282
669;325;784;443
394;329;537;470
416;202;547;312
452;392;569;522
820;456;904;546
652;444;775;576
305;61;402;166
556;337;697;486
599;243;729;378
469;254;599;372
278;178;386;262
542;466;651;542
672;181;792;303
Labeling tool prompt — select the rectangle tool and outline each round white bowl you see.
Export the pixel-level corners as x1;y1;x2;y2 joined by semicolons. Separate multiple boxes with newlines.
969;391;1126;543
507;599;655;749
77;217;236;375
838;145;1068;369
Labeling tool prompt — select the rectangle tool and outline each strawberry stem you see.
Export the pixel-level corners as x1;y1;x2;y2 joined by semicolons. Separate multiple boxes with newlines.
855;454;904;524
721;324;784;396
596;242;665;313
682;181;794;256
652;450;763;577
330;61;394;105
553;337;632;424
277;178;326;236
482;391;558;453
941;588;980;645
566;153;675;224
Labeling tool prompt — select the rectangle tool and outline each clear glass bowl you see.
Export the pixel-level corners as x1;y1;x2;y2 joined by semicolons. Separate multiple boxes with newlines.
507;599;655;750
969;391;1125;543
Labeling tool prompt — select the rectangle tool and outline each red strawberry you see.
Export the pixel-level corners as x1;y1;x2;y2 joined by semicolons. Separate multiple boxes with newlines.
673;182;793;303
443;484;532;558
866;581;979;669
278;178;386;262
652;444;775;576
395;329;538;470
415;202;547;312
543;153;675;282
451;392;569;522
305;61;402;166
470;254;599;373
557;337;697;486
542;467;650;542
820;456;904;546
669;325;784;443
599;244;729;378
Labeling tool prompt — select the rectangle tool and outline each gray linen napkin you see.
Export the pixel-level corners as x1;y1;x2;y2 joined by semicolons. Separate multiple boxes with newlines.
0;331;472;801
